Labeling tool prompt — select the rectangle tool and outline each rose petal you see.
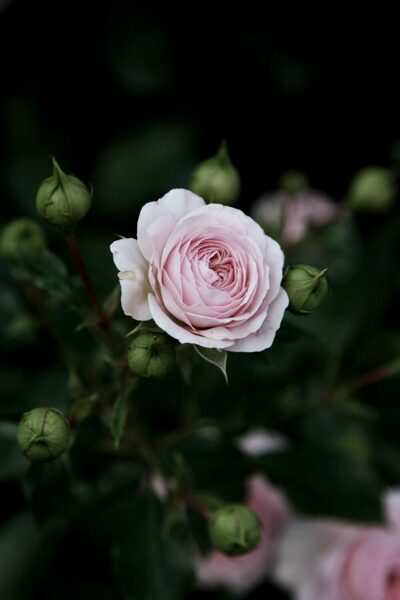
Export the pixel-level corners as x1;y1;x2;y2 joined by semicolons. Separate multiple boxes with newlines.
229;288;288;352
137;189;205;261
110;238;151;320
148;294;234;349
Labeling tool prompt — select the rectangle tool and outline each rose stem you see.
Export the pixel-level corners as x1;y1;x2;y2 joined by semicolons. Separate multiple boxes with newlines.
344;357;400;394
65;231;110;332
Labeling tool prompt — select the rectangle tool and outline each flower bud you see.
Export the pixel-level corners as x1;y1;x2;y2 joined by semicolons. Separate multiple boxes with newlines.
35;157;92;229
17;407;71;462
346;167;396;212
208;504;262;556
189;141;241;205
278;170;309;195
283;264;328;315
127;331;176;379
0;218;46;260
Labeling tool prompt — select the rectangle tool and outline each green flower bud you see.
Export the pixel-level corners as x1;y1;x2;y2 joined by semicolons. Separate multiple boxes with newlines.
283;264;328;315
279;170;309;195
127;331;176;379
0;218;46;260
17;408;71;462
190;141;241;205
35;157;92;229
346;167;396;212
208;504;262;556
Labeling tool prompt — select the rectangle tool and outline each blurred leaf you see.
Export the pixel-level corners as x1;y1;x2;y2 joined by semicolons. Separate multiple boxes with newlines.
111;393;130;450
13;250;81;307
93;121;197;218
193;346;228;384
260;448;383;523
0;513;40;598
0;422;27;481
112;491;194;600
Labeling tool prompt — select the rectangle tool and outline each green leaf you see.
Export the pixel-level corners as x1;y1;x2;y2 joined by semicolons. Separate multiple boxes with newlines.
111;393;130;449
112;491;194;600
12;250;81;306
193;345;228;384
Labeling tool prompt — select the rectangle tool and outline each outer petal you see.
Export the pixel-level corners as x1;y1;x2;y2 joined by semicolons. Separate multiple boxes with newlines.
229;288;289;352
137;189;205;261
148;294;234;349
110;238;151;321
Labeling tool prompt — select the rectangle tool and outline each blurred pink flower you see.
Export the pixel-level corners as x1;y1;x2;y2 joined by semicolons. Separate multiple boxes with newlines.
196;474;290;595
252;191;342;246
236;427;288;456
274;489;400;600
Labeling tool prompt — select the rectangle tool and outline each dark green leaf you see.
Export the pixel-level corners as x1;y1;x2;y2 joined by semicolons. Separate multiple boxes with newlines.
111;393;130;449
112;491;194;600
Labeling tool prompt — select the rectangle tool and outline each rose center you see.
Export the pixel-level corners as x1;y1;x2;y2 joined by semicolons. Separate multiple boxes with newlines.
208;254;235;288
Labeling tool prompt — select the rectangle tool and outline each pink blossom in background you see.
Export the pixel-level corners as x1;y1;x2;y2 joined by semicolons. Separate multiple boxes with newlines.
273;489;400;600
196;475;290;596
111;189;288;352
252;191;342;247
236;427;288;456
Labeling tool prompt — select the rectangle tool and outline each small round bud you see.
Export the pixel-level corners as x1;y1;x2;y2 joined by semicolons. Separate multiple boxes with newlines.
17;408;71;462
127;331;176;379
208;504;262;556
190;141;241;205
279;170;309;195
35;157;92;229
283;264;328;315
0;218;46;260
346;167;396;212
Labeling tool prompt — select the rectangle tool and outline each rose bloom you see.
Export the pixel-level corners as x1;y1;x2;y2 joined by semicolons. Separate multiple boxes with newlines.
196;475;290;596
252;191;341;247
274;489;400;600
111;189;288;351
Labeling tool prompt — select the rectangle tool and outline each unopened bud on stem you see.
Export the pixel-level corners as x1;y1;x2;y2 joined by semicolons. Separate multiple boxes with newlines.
17;407;71;462
190;141;241;205
283;264;329;315
127;331;176;379
0;218;46;260
35;157;92;229
208;504;262;556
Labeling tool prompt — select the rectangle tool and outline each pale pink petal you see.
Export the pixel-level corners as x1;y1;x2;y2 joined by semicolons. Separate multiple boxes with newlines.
148;294;234;349
110;238;151;321
385;489;400;530
137;189;205;260
229;288;288;352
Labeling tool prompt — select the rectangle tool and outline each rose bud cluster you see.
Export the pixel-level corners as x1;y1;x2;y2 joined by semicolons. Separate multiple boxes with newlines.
36;157;92;229
17;407;71;462
189;142;241;206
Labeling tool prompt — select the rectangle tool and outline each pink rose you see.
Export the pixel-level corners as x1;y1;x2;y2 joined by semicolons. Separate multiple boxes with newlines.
111;189;288;351
252;191;342;247
197;475;290;595
274;490;400;600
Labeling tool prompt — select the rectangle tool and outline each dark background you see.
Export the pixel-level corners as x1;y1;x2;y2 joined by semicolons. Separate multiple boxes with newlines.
0;2;399;599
